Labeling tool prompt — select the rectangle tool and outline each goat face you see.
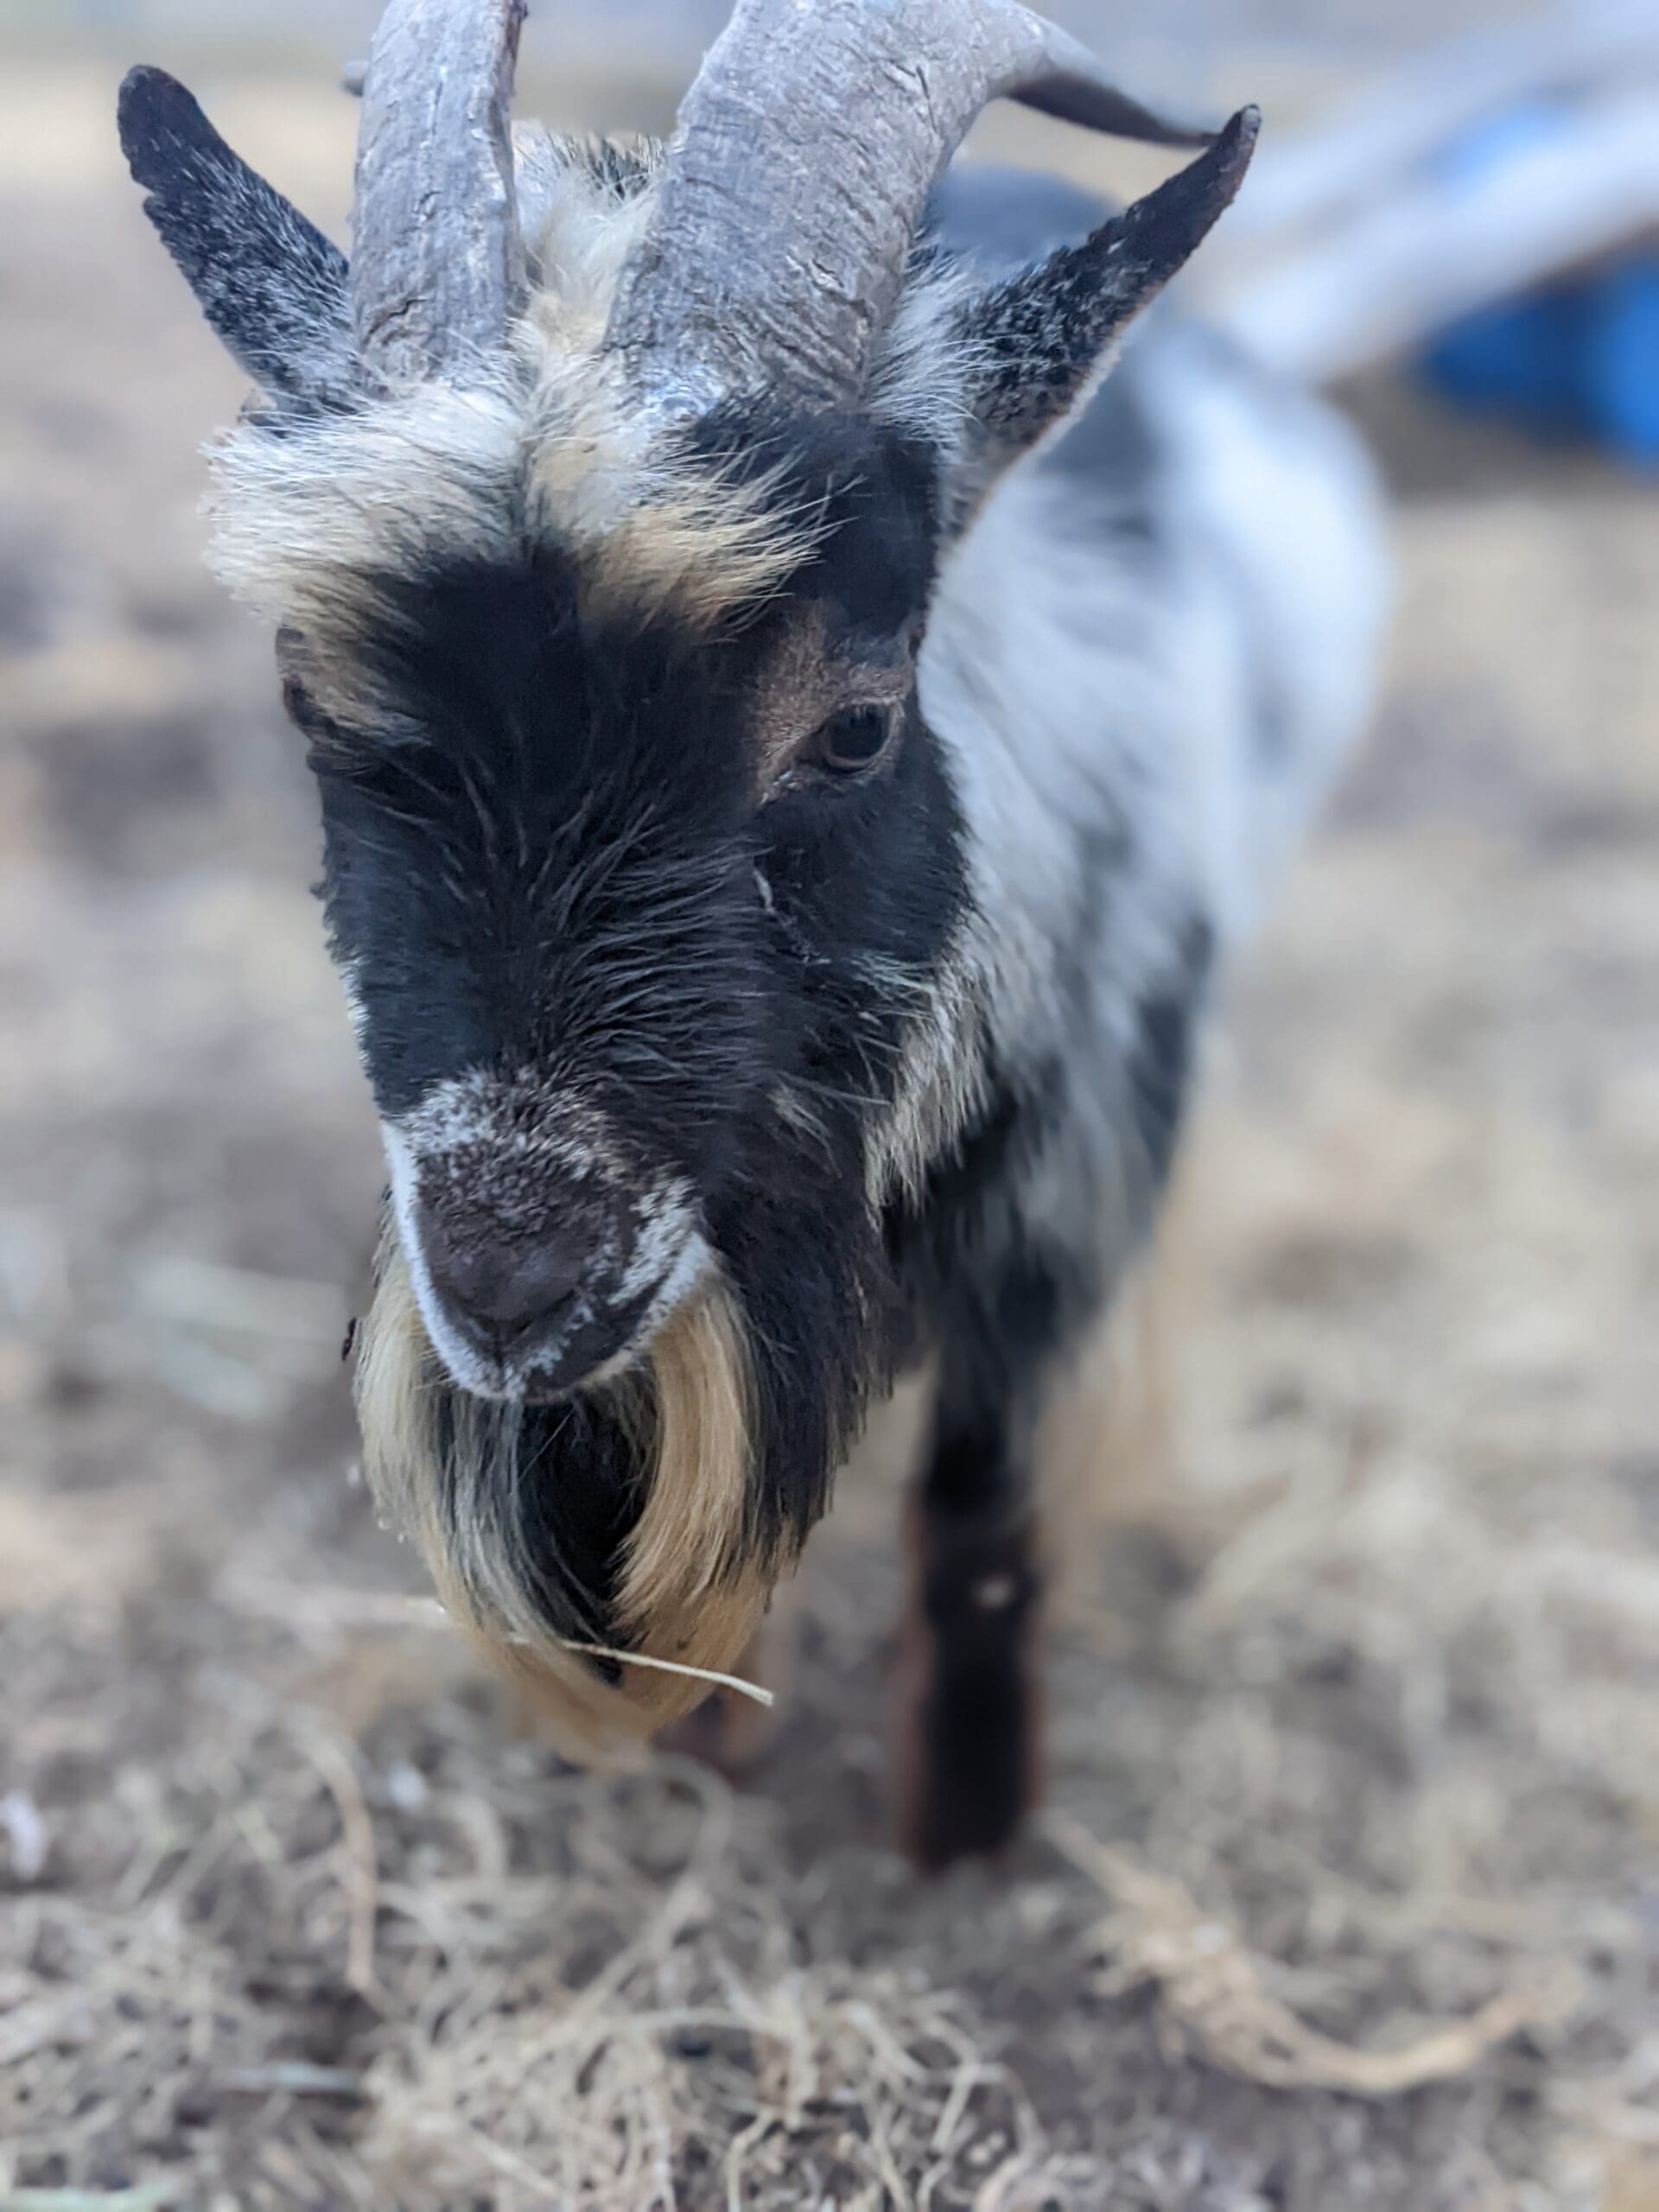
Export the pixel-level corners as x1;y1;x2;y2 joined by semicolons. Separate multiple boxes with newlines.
282;415;958;1406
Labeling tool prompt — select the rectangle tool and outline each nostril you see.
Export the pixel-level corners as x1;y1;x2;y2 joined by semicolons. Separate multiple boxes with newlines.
418;1212;590;1352
493;1239;588;1334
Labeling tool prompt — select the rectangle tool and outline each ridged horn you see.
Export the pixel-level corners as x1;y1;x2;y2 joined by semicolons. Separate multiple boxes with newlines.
352;0;529;385
606;0;1221;414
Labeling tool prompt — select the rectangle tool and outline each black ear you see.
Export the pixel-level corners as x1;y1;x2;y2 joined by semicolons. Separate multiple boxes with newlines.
950;107;1259;508
118;65;355;410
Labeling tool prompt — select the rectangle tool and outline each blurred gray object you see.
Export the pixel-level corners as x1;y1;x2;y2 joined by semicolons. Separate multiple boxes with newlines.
38;0;1538;62
74;0;1659;401
1200;0;1659;381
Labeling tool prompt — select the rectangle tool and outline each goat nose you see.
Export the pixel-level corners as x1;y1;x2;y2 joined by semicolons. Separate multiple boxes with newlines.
419;1215;589;1351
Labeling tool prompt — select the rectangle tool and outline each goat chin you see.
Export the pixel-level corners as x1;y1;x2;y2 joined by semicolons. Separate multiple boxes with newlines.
354;1230;783;1765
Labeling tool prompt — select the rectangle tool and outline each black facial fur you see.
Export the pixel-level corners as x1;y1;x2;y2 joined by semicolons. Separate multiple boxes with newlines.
305;556;766;1162
677;399;942;645
295;410;969;1638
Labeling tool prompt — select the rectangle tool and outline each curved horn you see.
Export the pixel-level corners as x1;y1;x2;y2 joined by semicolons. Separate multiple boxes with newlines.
352;0;528;385
605;0;1223;416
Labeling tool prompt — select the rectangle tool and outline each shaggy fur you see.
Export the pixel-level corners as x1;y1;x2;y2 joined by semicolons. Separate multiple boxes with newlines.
121;71;1389;1855
356;1231;766;1755
206;142;981;649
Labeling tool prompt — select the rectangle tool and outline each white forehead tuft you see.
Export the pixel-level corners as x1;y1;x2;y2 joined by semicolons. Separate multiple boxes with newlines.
204;141;980;649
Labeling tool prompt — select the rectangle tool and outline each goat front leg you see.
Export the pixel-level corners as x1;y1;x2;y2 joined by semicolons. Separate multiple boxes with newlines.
899;1334;1048;1872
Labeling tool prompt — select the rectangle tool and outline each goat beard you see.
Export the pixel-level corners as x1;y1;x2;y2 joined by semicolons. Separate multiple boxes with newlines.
354;1224;783;1763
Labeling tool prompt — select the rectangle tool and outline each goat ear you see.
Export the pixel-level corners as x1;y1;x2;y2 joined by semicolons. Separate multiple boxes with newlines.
948;107;1258;512
118;66;355;410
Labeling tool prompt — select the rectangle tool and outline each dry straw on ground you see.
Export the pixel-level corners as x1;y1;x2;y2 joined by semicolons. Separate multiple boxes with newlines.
3;54;1658;2212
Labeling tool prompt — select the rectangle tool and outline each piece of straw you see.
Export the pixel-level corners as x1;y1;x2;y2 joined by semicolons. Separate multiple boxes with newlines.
404;1594;777;1708
548;1641;775;1708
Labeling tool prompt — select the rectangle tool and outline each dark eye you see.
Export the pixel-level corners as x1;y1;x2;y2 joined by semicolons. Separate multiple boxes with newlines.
811;704;899;777
281;668;336;747
281;673;316;730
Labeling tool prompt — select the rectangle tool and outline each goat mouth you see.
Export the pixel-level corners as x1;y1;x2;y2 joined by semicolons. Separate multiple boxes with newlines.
407;1222;715;1409
516;1319;651;1404
429;1282;662;1408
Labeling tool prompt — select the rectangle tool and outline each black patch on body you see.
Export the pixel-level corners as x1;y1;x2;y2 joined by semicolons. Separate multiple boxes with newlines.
891;1054;1087;1383
1128;915;1215;1186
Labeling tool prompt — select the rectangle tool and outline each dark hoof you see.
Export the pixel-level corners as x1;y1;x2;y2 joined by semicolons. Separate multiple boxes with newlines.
901;1676;1035;1872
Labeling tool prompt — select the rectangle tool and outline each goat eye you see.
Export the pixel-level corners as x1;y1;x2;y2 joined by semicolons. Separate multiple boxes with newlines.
812;705;898;776
282;673;331;742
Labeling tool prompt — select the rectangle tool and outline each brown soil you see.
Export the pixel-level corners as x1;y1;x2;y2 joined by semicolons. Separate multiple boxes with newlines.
3;55;1657;2212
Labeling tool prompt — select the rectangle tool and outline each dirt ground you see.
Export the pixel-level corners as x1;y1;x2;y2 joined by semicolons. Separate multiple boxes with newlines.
3;53;1658;2212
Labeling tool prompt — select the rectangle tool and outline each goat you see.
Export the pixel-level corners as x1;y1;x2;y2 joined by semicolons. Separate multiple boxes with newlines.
119;0;1387;1868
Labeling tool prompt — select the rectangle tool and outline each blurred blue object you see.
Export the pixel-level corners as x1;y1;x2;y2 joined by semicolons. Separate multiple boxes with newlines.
1586;262;1659;465
1417;102;1659;465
